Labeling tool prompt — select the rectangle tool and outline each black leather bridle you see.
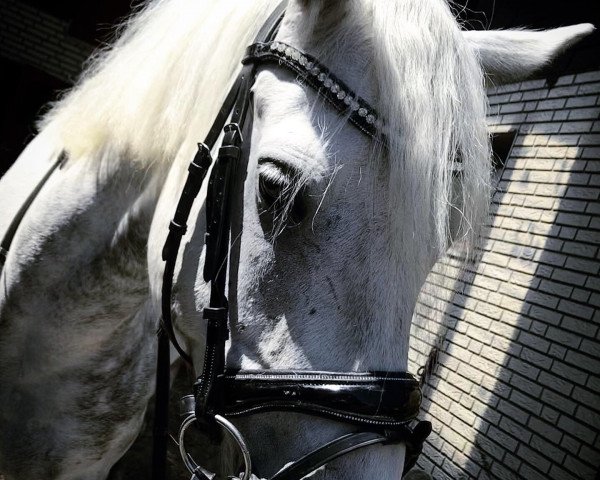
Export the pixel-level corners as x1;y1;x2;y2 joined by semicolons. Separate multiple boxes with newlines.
155;3;431;480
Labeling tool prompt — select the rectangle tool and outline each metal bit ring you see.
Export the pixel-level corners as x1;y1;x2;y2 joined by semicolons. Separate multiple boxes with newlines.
179;413;252;480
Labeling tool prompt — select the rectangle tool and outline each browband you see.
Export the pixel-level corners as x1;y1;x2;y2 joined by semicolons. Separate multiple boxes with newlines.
210;370;422;427
244;41;381;140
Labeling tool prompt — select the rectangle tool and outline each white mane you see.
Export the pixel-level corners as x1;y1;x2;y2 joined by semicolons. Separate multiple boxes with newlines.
40;0;280;163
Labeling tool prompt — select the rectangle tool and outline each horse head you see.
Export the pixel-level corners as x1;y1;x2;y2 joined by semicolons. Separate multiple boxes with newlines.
149;1;592;478
0;0;592;479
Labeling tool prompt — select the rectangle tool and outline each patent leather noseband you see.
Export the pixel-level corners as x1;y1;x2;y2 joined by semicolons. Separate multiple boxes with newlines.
155;3;431;479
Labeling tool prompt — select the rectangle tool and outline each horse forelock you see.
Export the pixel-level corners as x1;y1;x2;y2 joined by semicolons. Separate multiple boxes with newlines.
276;0;491;319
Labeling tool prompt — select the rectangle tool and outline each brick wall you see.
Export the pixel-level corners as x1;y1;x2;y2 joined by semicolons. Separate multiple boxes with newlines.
0;0;93;83
410;71;600;480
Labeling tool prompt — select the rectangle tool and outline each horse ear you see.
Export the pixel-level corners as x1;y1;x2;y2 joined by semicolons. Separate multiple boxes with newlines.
463;24;595;85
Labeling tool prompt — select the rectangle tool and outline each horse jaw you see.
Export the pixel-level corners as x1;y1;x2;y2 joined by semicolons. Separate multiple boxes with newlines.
463;23;595;86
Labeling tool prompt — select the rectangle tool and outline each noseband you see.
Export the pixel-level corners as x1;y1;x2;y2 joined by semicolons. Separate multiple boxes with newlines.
156;3;431;479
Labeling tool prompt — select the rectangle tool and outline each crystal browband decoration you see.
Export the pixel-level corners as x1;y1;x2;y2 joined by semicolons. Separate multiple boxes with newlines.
243;41;381;140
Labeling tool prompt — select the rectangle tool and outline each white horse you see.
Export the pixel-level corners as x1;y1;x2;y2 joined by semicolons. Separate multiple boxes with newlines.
0;0;592;478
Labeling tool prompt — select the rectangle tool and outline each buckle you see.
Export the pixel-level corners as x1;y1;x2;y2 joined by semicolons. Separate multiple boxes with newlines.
224;122;243;144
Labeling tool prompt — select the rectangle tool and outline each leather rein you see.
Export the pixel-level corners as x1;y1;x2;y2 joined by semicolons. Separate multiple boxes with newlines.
155;3;431;480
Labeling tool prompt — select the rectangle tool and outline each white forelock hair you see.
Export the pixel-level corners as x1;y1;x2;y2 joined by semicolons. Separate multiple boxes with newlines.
368;0;491;285
297;0;491;317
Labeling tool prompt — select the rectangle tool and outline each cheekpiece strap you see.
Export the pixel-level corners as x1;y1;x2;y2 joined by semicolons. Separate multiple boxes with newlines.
243;41;381;141
213;370;422;427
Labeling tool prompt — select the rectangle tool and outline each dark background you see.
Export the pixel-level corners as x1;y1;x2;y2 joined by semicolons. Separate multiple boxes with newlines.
1;0;599;174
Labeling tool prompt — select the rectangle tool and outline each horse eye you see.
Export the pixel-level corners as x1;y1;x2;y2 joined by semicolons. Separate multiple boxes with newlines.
257;162;307;228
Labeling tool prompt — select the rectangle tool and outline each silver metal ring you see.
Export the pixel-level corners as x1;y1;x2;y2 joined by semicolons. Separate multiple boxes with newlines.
179;414;252;480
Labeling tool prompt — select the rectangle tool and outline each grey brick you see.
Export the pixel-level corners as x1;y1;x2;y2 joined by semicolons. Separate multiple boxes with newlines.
589;293;600;308
560;434;582;455
580;133;600;145
547;327;581;348
571;288;591;303
499;399;530;424
582;147;600;158
489;462;519;480
561;316;598;338
518;331;550;353
560;120;593;133
557;299;594;320
530;435;566;463
585;159;600;172
549;464;579;480
577;405;600;430
548;343;567;360
517;445;551;473
501;113;528;124
541;388;577;415
500;416;531;445
531;122;562;134
547;85;579;98
555;75;575;86
488;425;518;451
555;212;591;227
510;373;543;396
576;71;600;83
431;466;453;480
554;109;570;120
510;389;542;415
441;458;469;480
579;445;600;466
566;96;598;108
574;229;599;244
538;370;574;396
522;89;547;101
562;241;597;257
578;82;600;94
565;350;600;376
541;405;560;423
508;357;539;379
501;102;524;113
528;416;563;444
528;305;562;325
538;98;567;110
520;347;552;370
569;107;600;120
580;339;600;357
564;257;599;274
563;455;597;479
538;279;573;298
551;360;587;385
520;79;547;90
565;186;600;200
524;290;559;309
586;276;600;291
555;199;588;212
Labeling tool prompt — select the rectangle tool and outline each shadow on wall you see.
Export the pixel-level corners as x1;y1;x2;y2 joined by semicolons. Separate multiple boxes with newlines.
410;74;600;480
